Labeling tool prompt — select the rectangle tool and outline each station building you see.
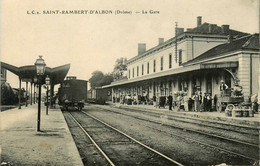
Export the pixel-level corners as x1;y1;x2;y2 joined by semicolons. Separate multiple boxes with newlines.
103;16;259;104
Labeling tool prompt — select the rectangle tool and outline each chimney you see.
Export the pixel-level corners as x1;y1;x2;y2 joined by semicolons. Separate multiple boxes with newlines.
221;25;230;34
138;43;146;55
175;28;184;36
186;28;193;32
209;24;213;33
209;24;217;33
158;38;164;45
228;35;233;43
197;16;202;27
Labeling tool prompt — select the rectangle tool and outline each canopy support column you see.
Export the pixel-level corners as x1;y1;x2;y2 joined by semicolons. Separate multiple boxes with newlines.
30;82;33;105
26;81;28;107
18;77;21;109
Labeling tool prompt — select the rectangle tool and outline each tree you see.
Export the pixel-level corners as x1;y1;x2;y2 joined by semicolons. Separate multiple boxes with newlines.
100;73;114;86
113;57;127;80
89;71;104;89
89;71;114;89
1;82;15;105
114;57;127;71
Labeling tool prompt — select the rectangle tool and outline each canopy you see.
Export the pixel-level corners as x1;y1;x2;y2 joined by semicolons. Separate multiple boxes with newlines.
1;61;70;85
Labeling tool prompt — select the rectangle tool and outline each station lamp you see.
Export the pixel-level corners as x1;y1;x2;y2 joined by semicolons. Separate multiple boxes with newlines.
35;56;46;76
34;56;46;132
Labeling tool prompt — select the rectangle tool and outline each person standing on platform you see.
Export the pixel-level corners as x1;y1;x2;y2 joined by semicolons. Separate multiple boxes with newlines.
194;89;201;112
183;92;189;111
177;92;183;111
199;91;202;106
173;92;178;108
203;93;208;112
214;94;218;111
168;94;173;111
220;80;228;96
207;93;212;112
188;97;193;111
153;95;156;107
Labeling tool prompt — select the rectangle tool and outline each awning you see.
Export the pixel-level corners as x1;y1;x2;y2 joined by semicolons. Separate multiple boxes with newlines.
1;61;70;85
103;61;238;88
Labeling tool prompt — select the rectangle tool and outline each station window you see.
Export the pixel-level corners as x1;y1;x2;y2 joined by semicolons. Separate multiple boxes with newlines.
179;50;182;65
161;56;163;71
132;68;134;78
128;69;130;78
169;53;172;68
142;64;144;75
175;51;178;63
153;59;156;73
147;62;150;74
137;66;139;77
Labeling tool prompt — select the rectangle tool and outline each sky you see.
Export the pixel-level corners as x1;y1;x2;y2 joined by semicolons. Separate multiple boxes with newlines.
0;0;259;89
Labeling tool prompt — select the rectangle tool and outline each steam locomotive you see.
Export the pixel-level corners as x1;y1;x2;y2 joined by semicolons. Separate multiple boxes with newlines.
58;77;88;111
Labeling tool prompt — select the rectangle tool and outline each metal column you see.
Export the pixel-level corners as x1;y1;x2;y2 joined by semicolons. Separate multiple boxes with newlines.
30;82;33;105
25;82;28;107
34;84;36;104
37;83;42;131
18;77;21;109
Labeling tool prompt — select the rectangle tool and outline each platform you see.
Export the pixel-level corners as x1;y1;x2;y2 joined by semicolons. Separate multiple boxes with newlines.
0;103;83;166
108;102;260;129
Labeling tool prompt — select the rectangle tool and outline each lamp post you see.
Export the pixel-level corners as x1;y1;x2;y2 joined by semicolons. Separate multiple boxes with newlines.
33;78;38;104
35;56;46;132
45;75;50;115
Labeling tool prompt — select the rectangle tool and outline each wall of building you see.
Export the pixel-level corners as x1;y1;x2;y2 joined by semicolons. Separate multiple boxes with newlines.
192;37;227;59
238;53;259;98
252;54;259;95
127;36;228;80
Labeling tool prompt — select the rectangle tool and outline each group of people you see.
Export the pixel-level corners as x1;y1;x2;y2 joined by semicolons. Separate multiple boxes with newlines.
115;94;150;105
164;90;215;112
191;92;214;112
111;80;259;113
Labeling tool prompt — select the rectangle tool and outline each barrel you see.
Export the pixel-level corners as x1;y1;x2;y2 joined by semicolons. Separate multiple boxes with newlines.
225;109;229;117
242;109;249;117
232;106;241;117
249;109;254;117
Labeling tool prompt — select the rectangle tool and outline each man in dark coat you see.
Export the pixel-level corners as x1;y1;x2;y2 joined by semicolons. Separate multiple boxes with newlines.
214;94;218;111
207;93;212;112
168;94;173;111
203;93;208;112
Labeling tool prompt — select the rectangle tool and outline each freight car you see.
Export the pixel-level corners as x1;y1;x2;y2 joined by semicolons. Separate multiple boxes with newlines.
58;77;88;111
87;87;111;104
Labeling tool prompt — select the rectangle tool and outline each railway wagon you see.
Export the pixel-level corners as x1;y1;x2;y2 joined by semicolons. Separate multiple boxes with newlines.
58;78;88;111
87;87;111;104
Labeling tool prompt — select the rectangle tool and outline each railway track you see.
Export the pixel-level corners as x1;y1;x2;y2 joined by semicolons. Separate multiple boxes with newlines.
89;106;259;163
121;106;259;136
66;111;184;166
98;105;258;144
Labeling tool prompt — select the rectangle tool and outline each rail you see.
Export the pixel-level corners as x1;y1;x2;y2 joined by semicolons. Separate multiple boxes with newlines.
81;111;184;166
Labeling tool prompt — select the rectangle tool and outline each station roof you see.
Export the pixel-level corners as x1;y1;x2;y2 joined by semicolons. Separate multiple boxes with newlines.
0;62;70;85
127;22;249;65
183;34;259;66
